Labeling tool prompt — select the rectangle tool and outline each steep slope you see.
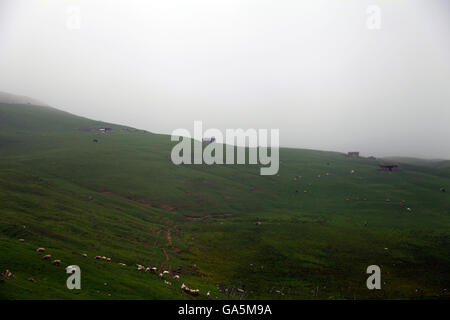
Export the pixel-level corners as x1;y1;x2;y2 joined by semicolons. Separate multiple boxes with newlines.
0;91;47;106
0;102;449;299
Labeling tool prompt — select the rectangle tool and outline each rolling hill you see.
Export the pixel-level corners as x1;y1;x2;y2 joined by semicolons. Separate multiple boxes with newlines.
383;157;450;170
0;101;449;299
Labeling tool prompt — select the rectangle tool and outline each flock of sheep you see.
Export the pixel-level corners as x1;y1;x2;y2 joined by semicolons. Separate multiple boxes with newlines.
3;239;208;298
135;263;205;297
38;248;61;266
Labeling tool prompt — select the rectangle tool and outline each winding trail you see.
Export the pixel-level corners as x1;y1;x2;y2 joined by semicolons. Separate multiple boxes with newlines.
161;248;169;261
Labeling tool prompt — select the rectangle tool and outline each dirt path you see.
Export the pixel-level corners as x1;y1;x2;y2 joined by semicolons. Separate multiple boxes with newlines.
167;228;172;245
161;248;169;261
185;212;233;221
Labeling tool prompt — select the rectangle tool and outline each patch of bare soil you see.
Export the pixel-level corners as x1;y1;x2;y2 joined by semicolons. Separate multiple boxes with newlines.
160;203;175;211
185;216;203;221
206;212;233;217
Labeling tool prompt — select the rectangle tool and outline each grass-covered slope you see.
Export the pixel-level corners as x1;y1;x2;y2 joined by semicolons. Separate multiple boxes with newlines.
0;102;449;299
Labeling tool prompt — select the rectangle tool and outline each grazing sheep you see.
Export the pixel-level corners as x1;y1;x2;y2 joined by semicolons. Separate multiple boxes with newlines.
159;273;163;278
106;258;111;262
350;170;355;174
181;283;200;296
19;239;25;243
28;277;35;282
151;267;157;273
118;262;127;266
163;270;170;274
66;265;77;273
95;256;102;260
164;280;172;286
82;253;88;258
52;260;61;266
43;254;52;260
173;275;180;280
190;289;200;296
407;207;412;212
136;264;145;271
36;248;45;252
206;291;210;298
2;270;14;278
145;267;151;272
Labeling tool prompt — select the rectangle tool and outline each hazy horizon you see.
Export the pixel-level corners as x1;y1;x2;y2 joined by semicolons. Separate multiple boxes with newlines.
1;0;449;159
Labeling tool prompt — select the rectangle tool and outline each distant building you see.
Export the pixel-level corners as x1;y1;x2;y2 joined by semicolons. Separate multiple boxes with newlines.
379;164;399;171
347;152;360;158
98;127;112;133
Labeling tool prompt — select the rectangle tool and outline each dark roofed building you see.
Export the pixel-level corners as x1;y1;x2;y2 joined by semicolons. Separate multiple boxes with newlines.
379;164;399;171
347;152;360;158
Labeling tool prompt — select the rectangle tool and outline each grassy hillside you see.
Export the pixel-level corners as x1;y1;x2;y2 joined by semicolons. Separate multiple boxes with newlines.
0;103;449;299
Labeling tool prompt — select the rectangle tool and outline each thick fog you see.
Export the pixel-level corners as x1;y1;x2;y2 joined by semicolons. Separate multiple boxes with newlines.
0;0;449;159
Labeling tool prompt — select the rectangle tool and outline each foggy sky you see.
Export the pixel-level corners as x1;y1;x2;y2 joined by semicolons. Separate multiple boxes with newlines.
0;0;449;159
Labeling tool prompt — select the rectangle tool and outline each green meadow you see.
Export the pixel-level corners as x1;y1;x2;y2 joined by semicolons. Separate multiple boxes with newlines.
0;103;449;299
